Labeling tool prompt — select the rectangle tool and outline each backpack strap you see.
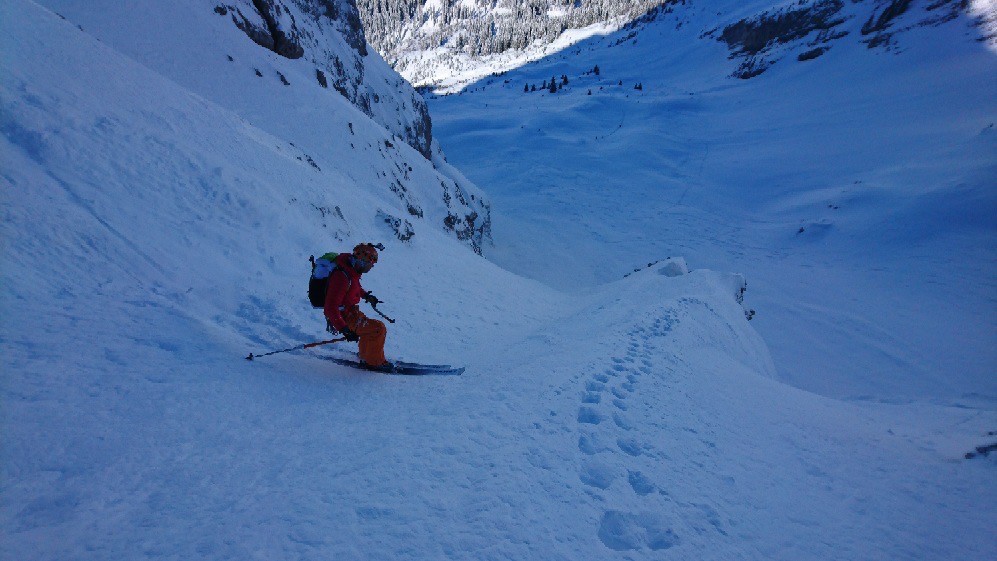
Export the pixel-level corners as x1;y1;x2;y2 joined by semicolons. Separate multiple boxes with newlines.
332;266;352;295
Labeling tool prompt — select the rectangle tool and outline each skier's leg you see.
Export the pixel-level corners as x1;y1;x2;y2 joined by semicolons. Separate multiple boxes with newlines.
354;315;387;367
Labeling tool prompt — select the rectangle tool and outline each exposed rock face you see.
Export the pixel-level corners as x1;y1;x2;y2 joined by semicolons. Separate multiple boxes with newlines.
862;0;915;36
713;0;977;78
442;180;491;256
216;0;433;159
716;0;849;79
215;0;487;251
719;1;847;57
225;1;307;58
29;0;490;254
220;0;488;251
860;0;969;49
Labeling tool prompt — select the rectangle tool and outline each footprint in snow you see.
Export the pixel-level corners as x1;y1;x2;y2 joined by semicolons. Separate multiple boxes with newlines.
580;461;617;490
598;510;679;551
613;412;635;431
578;432;609;455
585;381;606;392
627;470;655;496
577;407;603;425
617;438;645;457
582;391;602;404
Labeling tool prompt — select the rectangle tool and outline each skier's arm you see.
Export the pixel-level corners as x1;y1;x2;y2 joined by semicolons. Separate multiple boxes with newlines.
324;270;351;331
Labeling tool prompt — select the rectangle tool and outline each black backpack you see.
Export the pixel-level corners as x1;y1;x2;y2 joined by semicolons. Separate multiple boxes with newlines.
308;252;341;308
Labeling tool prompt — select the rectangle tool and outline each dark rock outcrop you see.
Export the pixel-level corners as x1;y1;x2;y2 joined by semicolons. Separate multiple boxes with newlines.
862;0;915;35
248;0;306;58
377;210;415;242
442;181;491;255
861;0;969;49
715;0;977;71
716;0;848;78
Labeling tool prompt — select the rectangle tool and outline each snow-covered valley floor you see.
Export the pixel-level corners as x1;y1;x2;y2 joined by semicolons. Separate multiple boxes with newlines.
1;1;995;559
427;3;997;408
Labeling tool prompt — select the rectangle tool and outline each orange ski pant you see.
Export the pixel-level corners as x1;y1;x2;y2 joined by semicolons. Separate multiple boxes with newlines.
342;307;387;366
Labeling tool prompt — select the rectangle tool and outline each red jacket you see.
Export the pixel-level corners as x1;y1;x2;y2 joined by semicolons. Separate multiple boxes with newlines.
324;253;364;331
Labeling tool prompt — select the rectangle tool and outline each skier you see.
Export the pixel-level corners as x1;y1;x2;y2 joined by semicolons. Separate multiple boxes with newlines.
324;243;394;372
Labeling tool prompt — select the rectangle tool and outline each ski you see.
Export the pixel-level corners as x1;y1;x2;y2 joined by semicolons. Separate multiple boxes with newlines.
393;359;458;371
321;356;464;376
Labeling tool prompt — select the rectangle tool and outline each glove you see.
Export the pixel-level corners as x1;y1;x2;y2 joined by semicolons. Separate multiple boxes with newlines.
362;292;381;306
340;327;359;342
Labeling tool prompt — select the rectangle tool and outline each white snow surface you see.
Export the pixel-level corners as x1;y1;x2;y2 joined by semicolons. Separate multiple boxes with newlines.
1;1;995;561
430;1;997;407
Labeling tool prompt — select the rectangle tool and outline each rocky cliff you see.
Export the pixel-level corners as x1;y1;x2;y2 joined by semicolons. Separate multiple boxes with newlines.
217;0;433;158
34;0;491;253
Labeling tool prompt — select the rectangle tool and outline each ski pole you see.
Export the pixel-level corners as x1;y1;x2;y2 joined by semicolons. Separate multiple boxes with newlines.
246;337;346;361
368;302;396;324
363;292;396;324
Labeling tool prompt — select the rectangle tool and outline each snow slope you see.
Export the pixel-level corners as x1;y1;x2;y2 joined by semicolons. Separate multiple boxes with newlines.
427;0;997;406
30;0;492;253
1;1;995;560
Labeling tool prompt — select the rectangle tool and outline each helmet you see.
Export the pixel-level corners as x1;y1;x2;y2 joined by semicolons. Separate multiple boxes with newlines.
352;243;379;267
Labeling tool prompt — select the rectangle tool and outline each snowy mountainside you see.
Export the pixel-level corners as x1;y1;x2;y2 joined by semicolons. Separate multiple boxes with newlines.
356;0;673;89
2;2;776;558
35;0;491;252
358;0;995;91
706;0;983;78
216;0;434;158
2;0;996;560
426;1;997;404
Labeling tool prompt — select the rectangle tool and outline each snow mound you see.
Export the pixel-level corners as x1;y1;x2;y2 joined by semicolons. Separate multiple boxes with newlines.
657;257;689;277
